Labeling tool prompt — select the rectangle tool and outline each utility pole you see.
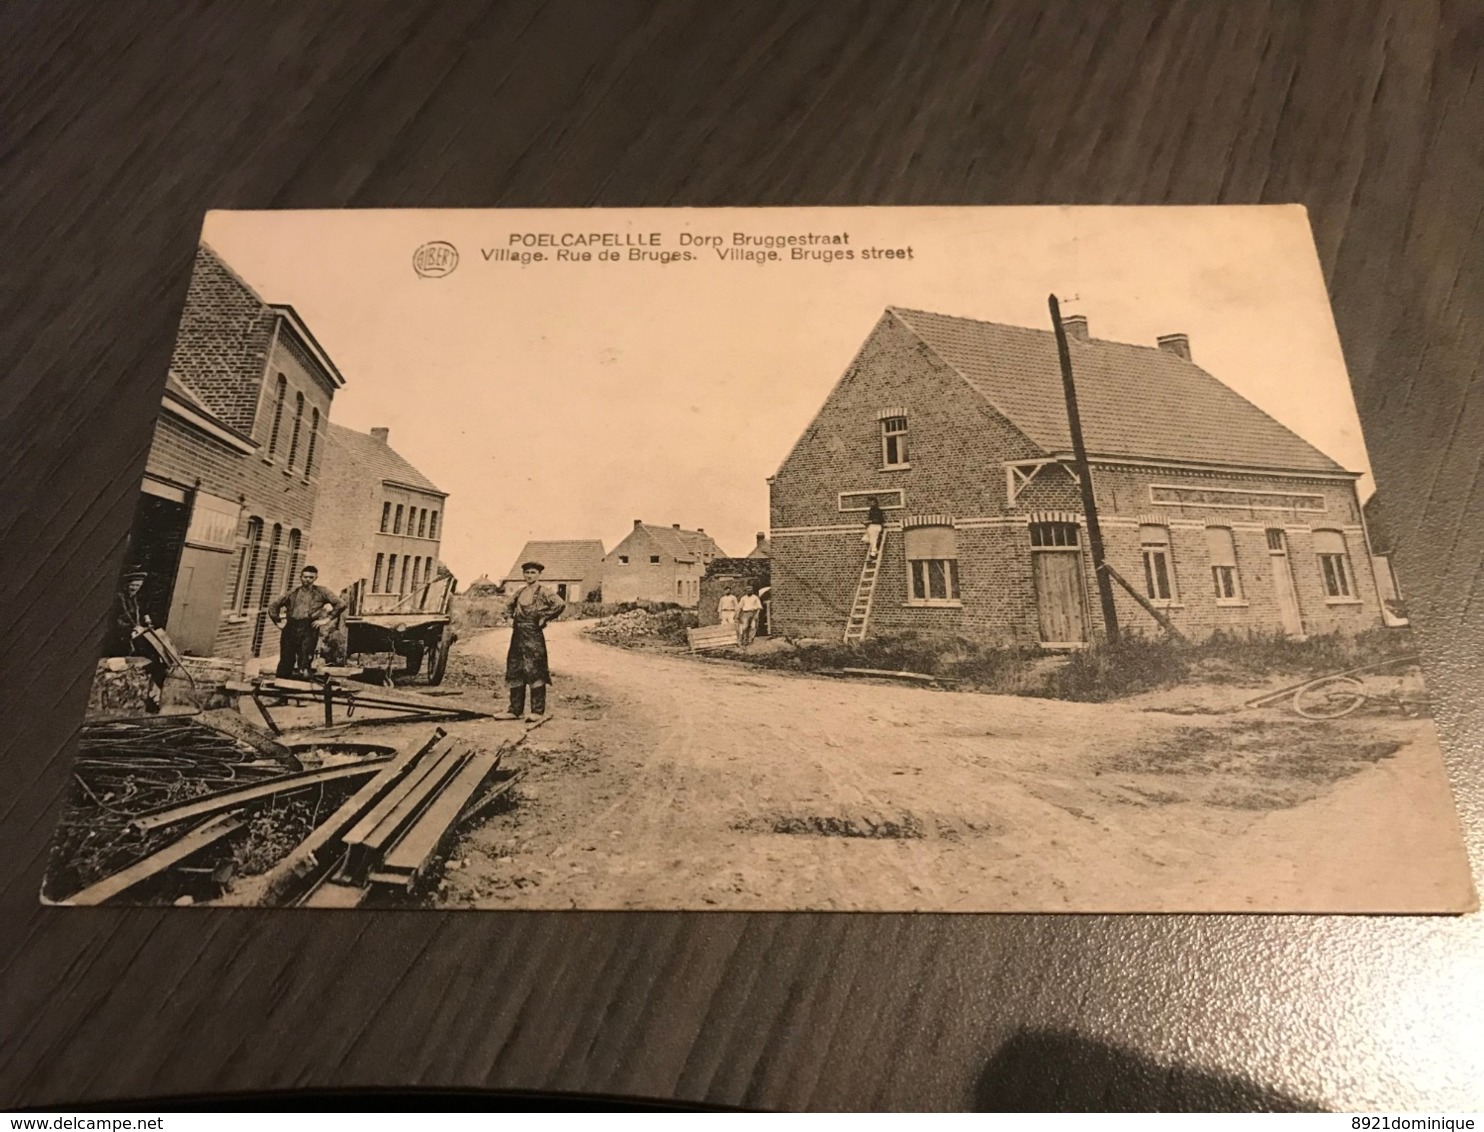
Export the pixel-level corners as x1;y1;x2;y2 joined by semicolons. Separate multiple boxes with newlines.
1049;294;1119;644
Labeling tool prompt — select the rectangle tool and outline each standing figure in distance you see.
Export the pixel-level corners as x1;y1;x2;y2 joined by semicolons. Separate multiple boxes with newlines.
268;565;345;679
863;496;886;559
737;584;763;648
112;569;168;713
500;560;565;721
717;586;739;630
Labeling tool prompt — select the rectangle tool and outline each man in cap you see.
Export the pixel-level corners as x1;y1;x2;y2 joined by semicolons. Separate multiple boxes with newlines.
268;565;345;679
497;560;565;720
111;568;169;713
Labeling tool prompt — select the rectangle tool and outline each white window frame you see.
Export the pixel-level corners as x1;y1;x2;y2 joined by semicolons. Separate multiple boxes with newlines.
838;488;905;512
1315;529;1357;602
1140;525;1178;605
880;415;910;469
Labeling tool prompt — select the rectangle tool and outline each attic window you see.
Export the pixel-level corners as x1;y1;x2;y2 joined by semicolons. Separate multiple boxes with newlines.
650;555;661;564
618;555;628;564
880;416;909;467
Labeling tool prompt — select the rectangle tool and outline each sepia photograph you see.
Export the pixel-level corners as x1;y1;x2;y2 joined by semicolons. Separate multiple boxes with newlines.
45;205;1476;912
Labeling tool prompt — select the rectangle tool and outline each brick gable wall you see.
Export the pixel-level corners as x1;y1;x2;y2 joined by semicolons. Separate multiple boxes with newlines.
168;246;278;434
769;311;1384;644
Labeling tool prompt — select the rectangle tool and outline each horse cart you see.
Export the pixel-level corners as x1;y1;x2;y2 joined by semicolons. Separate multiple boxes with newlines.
342;573;459;685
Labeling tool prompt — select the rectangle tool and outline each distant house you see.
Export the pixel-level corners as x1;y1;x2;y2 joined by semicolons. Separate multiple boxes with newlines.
309;425;448;603
502;540;606;603
746;532;771;559
602;521;726;607
769;307;1386;645
113;243;344;662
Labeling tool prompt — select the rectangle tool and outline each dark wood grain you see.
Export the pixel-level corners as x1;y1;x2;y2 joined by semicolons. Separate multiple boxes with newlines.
2;0;1481;1111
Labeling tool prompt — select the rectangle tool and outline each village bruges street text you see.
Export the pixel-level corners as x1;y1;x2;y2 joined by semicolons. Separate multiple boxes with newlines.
481;230;914;266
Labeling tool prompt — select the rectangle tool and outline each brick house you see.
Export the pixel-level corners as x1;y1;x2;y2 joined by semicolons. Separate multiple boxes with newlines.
115;244;344;661
309;424;448;603
769;307;1385;646
601;522;726;607
502;540;605;603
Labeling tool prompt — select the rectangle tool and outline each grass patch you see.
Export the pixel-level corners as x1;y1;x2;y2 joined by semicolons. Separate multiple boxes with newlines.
730;626;1418;703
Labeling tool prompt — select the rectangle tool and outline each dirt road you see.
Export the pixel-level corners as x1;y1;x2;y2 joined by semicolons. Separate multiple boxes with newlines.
438;623;1474;912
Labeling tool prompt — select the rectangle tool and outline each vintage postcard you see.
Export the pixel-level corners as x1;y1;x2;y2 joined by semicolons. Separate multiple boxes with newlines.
45;205;1475;911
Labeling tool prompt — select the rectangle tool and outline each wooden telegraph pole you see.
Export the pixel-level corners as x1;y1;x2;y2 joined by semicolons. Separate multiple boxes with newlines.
1048;294;1120;644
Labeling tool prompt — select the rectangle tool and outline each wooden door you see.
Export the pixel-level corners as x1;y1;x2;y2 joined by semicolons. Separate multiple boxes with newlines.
1033;549;1089;645
1266;529;1305;637
167;546;232;655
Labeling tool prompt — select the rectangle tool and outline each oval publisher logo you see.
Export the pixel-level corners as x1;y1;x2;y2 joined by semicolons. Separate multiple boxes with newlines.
412;241;459;278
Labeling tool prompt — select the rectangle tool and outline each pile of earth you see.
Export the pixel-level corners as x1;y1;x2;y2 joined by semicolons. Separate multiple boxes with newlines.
583;608;695;648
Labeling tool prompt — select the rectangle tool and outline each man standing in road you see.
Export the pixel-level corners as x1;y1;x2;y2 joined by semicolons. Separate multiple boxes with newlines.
717;586;739;629
268;565;345;679
498;560;565;721
737;584;763;647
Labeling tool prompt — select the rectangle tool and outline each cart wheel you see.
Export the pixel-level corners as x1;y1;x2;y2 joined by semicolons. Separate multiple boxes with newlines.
1292;675;1367;719
429;631;453;685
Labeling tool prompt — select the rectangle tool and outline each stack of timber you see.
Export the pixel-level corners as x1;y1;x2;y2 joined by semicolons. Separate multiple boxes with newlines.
254;727;513;907
687;624;738;653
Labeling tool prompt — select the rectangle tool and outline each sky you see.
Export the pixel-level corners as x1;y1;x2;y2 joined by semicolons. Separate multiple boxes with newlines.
200;206;1372;584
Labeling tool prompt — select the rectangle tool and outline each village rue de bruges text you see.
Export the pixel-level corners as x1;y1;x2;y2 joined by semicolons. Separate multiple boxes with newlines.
480;230;915;265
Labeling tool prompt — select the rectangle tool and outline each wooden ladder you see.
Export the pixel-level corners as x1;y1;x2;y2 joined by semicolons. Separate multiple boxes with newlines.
843;531;886;643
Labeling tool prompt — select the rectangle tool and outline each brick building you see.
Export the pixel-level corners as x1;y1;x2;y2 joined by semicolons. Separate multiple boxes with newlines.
769;307;1385;646
309;424;448;603
502;540;605;602
601;522;725;607
115;244;344;661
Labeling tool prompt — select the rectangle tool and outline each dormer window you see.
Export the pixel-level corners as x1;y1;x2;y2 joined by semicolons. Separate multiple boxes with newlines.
879;413;910;468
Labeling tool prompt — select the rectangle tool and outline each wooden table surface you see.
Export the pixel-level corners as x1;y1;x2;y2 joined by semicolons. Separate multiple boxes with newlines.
2;1;1482;1111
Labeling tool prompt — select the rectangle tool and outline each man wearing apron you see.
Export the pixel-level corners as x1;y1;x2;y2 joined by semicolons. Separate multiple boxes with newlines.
499;560;565;720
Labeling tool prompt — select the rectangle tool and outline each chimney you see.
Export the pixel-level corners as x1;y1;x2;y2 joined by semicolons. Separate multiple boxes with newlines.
633;519;643;528
756;532;766;546
370;427;390;443
1062;314;1089;342
697;528;705;534
673;523;681;529
1157;333;1191;361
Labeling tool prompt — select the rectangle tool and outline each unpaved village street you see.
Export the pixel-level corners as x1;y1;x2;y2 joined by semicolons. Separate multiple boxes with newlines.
431;623;1474;912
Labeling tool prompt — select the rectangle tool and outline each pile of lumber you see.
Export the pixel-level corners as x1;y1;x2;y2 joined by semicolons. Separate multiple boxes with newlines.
259;728;518;907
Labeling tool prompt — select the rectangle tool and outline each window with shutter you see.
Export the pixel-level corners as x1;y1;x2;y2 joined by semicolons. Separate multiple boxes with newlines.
904;525;960;603
1205;527;1241;602
1314;529;1353;598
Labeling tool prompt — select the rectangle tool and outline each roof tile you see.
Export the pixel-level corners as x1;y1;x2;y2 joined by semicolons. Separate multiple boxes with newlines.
889;308;1347;474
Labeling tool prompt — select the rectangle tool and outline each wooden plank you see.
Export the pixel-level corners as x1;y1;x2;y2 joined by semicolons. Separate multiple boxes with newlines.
378;749;501;876
253;729;449;904
688;625;737;652
63;814;245;906
134;759;392;831
839;667;948;684
358;749;470;851
337;743;470;885
298;880;368;909
338;735;458;850
1100;562;1186;641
